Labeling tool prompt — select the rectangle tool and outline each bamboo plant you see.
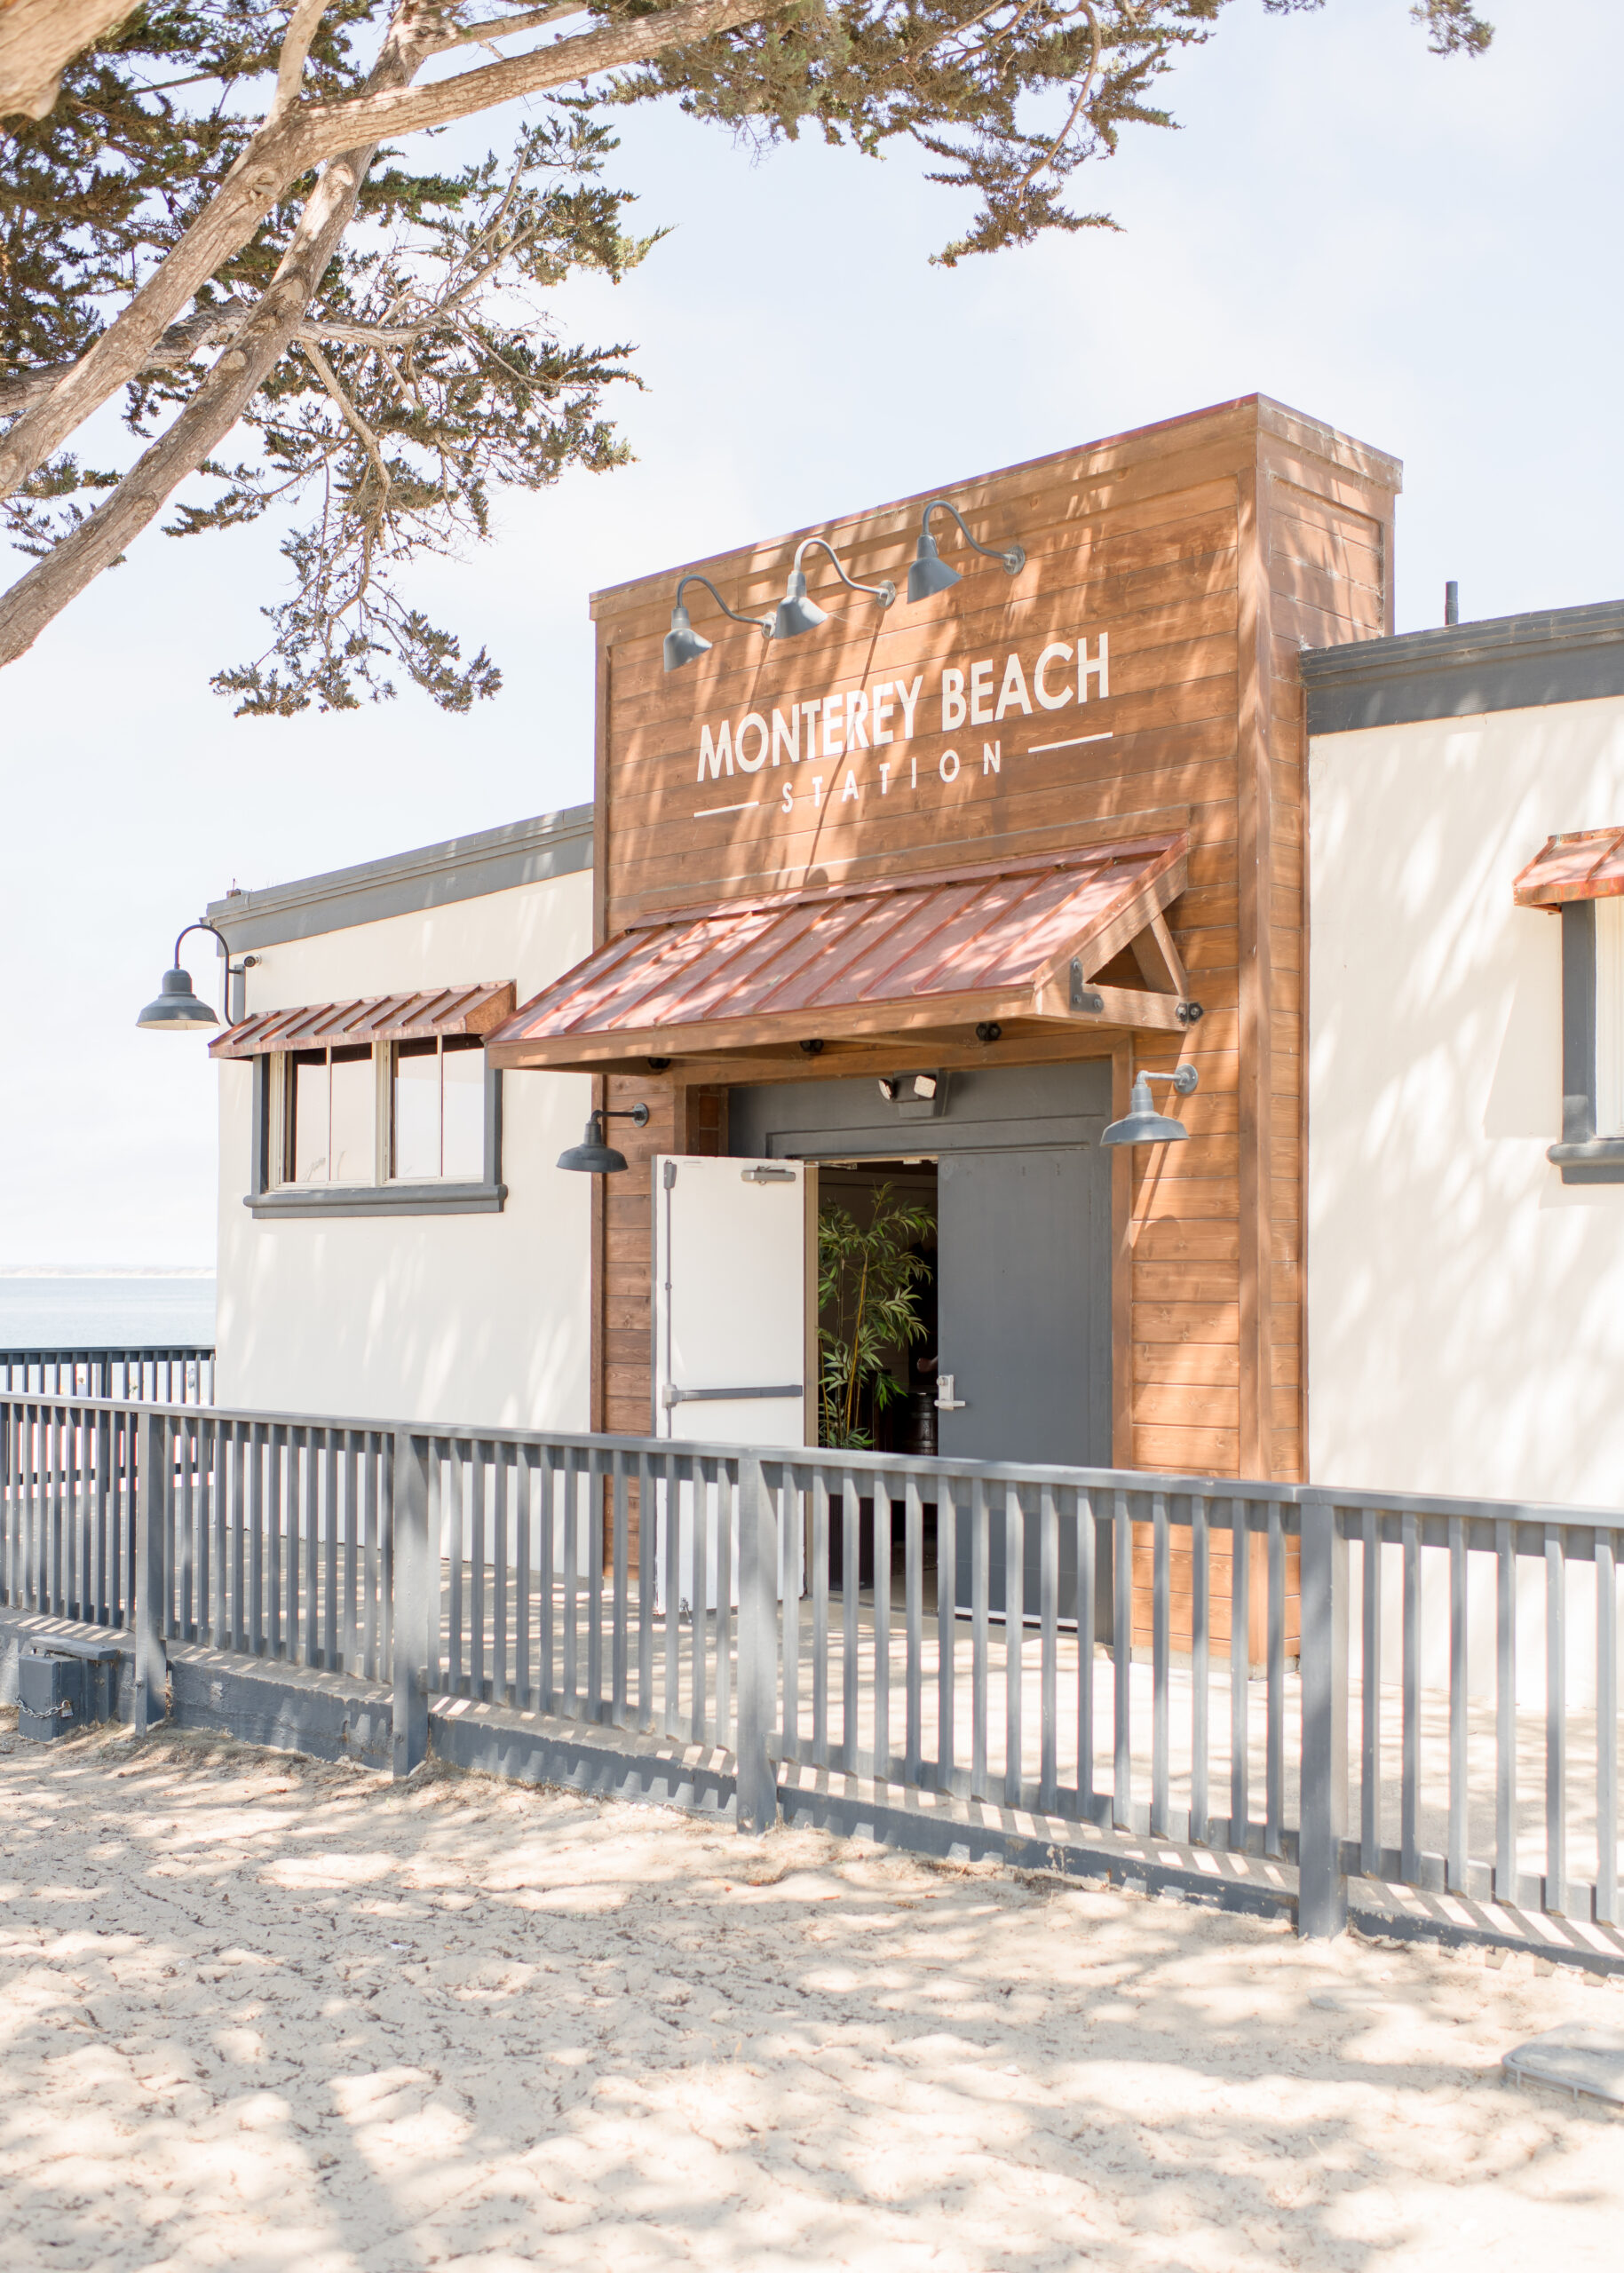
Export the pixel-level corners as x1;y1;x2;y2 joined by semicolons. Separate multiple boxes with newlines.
817;1184;936;1451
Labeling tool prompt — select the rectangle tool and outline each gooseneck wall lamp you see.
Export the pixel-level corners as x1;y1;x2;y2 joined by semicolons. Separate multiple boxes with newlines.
1101;1064;1199;1148
136;922;258;1034
557;1102;651;1176
907;499;1026;604
663;574;773;673
772;537;895;642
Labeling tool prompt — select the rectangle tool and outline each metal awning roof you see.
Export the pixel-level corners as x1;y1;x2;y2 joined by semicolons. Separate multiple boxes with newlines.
1513;828;1624;908
486;837;1192;1075
209;982;516;1059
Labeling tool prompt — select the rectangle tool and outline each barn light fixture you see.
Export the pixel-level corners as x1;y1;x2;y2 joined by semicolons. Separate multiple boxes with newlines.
136;922;257;1034
773;537;895;642
663;574;772;672
557;1102;651;1175
907;500;1026;605
1101;1065;1199;1148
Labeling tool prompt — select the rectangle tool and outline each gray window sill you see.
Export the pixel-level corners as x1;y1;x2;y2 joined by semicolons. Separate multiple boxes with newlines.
1547;1139;1624;1184
246;1181;507;1218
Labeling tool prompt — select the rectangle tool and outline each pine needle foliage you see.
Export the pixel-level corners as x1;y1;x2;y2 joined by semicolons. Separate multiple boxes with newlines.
0;0;1493;706
2;7;654;710
818;1182;936;1451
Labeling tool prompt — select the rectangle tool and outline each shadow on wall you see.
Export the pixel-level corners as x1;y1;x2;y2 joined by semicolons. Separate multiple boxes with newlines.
217;1076;591;1435
1308;708;1624;1705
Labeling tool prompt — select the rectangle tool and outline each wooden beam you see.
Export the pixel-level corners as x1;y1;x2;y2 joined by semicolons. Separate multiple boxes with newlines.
1129;907;1189;998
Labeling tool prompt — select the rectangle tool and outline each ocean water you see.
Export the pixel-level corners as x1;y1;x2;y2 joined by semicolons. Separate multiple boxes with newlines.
0;1278;217;1350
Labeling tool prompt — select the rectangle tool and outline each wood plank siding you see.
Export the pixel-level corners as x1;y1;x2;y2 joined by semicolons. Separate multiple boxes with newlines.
584;395;1399;1642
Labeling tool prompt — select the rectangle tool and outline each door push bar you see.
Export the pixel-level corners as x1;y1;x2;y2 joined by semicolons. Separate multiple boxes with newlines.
662;1382;804;1407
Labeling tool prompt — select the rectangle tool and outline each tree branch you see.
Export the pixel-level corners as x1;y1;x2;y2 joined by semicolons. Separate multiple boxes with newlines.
0;2;447;664
0;0;765;507
425;3;584;57
266;0;331;124
295;336;392;512
0;297;258;414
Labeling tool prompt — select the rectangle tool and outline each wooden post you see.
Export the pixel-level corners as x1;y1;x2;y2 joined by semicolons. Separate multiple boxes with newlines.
392;1428;432;1778
734;1453;779;1834
133;1409;168;1729
1297;1493;1349;1937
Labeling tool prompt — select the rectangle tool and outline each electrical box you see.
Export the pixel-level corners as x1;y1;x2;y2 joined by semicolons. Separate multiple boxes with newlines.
18;1640;122;1741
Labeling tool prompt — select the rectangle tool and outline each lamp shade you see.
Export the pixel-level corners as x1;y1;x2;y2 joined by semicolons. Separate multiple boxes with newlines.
772;568;828;641
663;602;712;673
557;1112;629;1174
1101;1074;1191;1148
136;966;218;1033
907;532;961;604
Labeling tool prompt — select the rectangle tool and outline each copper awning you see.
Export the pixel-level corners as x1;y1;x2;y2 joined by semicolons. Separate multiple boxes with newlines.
487;837;1192;1075
1513;828;1624;908
210;982;516;1059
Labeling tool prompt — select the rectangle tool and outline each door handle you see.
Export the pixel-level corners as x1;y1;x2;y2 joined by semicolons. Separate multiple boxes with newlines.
935;1373;967;1412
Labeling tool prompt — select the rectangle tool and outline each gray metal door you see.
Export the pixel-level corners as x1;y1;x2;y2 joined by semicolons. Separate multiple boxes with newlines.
936;1144;1109;1616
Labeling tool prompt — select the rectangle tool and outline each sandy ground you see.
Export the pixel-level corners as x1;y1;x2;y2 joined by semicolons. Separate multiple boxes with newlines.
2;1714;1620;2273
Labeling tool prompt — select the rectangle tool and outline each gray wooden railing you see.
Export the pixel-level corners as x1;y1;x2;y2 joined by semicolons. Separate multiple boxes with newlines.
2;1389;1619;1944
0;1345;214;1404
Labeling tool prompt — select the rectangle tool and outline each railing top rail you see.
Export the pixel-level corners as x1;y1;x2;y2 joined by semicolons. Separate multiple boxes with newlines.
6;1385;1624;1533
1303;1478;1624;1530
0;1345;215;1360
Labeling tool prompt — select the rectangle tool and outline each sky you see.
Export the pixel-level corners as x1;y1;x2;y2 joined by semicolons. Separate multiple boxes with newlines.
3;0;1621;1269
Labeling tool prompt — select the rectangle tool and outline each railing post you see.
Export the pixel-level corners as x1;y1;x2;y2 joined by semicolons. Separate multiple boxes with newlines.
133;1410;170;1729
392;1430;433;1778
734;1453;779;1835
1298;1492;1348;1937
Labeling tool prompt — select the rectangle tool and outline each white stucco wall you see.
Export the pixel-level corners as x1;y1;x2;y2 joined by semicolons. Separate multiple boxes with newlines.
1307;692;1624;1509
214;872;592;1429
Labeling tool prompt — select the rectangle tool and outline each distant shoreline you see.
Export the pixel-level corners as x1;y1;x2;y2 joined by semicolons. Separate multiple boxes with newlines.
0;1268;215;1280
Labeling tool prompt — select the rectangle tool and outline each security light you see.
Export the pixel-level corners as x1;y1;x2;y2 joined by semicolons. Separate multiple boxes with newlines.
907;500;1026;605
910;1073;938;1100
1101;1065;1199;1147
773;538;894;642
877;1077;900;1101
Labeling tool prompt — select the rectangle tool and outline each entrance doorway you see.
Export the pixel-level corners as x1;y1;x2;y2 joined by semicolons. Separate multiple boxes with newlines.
730;1062;1114;1624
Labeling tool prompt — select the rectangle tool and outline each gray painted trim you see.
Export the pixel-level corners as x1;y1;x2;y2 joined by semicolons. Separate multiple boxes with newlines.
247;1181;508;1219
1549;901;1624;1184
207;804;594;950
430;1704;739;1817
1302;599;1624;734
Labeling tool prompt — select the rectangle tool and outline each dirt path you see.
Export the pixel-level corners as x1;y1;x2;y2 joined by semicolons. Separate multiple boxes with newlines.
1;1711;1619;2271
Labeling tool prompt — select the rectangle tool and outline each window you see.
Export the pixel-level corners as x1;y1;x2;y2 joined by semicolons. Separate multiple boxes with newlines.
392;1036;485;1183
289;1045;376;1185
251;1037;504;1216
1596;899;1624;1137
1548;898;1624;1184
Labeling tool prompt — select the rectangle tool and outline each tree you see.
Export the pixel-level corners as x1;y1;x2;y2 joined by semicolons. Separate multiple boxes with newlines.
0;0;1494;710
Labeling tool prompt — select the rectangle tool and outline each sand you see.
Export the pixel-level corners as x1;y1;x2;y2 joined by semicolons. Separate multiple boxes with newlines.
1;1710;1620;2272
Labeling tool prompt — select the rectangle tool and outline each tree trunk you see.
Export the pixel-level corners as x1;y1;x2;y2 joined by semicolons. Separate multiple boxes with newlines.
0;0;130;121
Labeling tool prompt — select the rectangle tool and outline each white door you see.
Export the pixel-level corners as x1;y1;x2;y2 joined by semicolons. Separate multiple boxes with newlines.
651;1154;811;1612
653;1154;810;1445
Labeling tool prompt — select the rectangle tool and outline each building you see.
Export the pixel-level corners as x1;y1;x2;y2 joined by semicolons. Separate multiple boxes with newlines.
207;808;594;1427
211;392;1414;1651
